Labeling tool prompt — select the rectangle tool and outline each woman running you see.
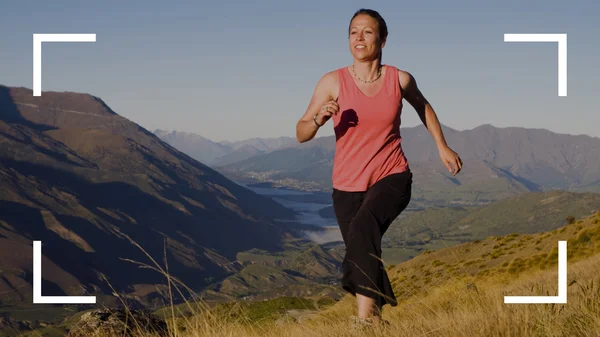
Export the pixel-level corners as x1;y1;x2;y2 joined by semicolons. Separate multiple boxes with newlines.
296;8;462;326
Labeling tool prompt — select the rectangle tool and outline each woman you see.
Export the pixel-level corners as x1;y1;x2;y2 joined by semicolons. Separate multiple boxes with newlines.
295;9;462;326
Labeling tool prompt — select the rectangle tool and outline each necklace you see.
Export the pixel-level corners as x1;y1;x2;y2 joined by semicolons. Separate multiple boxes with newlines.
351;65;382;83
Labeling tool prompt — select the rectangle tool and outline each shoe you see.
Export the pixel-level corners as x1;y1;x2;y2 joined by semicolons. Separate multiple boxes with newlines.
350;315;391;329
350;315;374;330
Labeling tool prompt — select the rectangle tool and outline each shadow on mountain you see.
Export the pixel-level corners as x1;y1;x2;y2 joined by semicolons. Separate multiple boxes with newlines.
282;270;307;278
447;177;461;185
491;163;542;192
0;87;99;169
0;86;56;132
137;151;294;223
0;125;98;169
0;157;290;299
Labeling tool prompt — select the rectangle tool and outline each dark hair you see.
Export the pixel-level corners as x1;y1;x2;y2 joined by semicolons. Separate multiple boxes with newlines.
348;9;388;42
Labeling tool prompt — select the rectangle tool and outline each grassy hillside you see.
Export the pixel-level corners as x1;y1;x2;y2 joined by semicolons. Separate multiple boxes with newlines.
2;191;597;336
182;209;600;336
15;209;600;337
381;191;600;264
201;241;345;302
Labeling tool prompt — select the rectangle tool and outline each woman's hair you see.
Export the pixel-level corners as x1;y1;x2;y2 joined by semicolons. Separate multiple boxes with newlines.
348;9;388;43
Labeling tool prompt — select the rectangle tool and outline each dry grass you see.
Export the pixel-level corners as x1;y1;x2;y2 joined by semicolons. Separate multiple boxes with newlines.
27;211;600;337
158;253;600;337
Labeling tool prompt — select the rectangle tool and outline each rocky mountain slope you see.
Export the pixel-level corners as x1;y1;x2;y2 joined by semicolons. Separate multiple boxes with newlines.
0;85;298;308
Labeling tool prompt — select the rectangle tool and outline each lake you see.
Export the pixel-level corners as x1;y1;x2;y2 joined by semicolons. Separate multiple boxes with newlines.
247;185;416;263
247;186;338;228
246;185;342;243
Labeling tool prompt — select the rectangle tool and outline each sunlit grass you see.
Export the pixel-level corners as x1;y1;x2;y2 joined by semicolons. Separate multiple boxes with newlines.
19;210;600;337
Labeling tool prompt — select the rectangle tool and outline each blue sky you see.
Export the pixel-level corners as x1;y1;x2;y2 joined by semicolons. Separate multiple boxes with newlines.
1;0;598;141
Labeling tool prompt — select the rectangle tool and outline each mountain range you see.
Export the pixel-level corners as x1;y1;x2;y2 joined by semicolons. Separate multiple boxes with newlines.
153;130;297;167
156;125;600;205
0;85;301;308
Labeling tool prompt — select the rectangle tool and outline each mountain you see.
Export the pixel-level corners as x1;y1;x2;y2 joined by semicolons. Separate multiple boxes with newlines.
219;137;297;153
212;144;265;167
0;85;299;308
152;130;232;166
216;124;600;203
402;124;600;191
153;131;297;167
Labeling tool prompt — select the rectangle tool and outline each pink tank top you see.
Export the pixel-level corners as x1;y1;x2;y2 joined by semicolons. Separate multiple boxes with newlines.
331;65;409;191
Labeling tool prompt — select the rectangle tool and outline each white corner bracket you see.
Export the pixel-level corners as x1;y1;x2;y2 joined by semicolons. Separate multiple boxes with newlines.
504;241;567;304
33;241;96;304
33;33;96;96
504;33;567;97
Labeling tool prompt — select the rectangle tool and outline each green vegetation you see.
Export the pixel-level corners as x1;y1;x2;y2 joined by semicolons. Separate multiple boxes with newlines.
383;191;600;266
211;296;336;324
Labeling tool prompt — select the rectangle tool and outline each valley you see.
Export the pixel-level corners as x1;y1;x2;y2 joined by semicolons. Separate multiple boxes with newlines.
1;84;599;336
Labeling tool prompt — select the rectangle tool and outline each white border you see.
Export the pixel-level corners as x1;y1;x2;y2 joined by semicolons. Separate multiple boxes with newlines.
504;241;567;304
33;241;96;304
504;34;567;97
33;34;96;96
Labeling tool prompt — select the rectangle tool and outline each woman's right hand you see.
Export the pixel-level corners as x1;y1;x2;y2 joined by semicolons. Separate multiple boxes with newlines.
315;99;339;125
296;71;339;143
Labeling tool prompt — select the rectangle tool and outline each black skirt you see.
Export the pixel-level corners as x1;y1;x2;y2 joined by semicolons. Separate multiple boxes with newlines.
331;169;412;308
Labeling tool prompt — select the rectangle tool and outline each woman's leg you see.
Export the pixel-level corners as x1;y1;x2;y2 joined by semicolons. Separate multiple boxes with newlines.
343;170;412;318
331;188;365;246
357;294;378;320
332;188;371;319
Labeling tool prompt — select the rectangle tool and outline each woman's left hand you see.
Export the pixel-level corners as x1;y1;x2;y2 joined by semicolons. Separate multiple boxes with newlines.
439;146;462;176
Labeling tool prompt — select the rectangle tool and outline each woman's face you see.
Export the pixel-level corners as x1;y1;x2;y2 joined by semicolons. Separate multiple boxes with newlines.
349;14;384;61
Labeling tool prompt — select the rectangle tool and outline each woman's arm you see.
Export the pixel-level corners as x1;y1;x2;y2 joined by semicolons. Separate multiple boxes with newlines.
296;71;338;143
399;70;463;176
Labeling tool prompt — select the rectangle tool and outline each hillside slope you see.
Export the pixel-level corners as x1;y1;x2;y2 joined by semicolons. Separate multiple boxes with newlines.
11;208;600;336
384;190;600;249
0;85;297;308
192;210;600;336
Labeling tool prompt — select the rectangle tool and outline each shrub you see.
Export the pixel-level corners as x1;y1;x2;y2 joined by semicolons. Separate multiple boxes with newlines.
508;258;526;274
432;260;444;267
576;231;592;244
